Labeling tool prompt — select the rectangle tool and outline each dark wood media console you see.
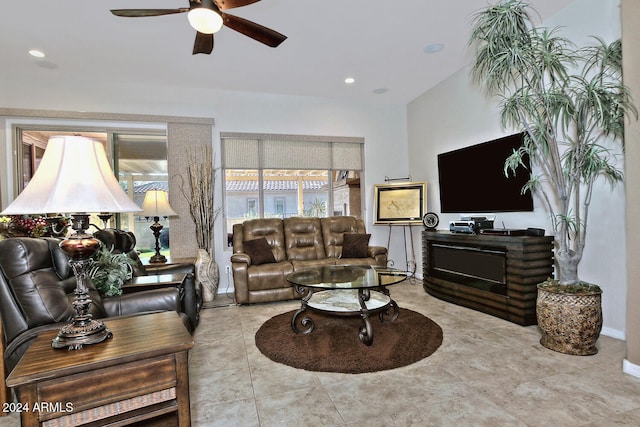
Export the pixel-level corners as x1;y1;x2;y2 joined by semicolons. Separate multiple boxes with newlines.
422;231;554;325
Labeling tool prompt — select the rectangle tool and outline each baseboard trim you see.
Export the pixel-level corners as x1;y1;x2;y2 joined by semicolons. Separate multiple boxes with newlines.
623;359;640;379
601;326;625;340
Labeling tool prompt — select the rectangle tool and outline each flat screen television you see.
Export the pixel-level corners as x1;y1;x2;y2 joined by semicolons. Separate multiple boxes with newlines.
437;133;533;213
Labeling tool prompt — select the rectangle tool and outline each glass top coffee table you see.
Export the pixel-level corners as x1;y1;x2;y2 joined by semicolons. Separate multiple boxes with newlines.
286;265;408;346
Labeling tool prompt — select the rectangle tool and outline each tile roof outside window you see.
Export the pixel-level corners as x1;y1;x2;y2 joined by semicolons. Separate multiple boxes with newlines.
226;180;327;192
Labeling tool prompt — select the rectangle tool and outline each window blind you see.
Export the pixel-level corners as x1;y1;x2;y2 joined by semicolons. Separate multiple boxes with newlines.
222;138;260;169
222;133;363;170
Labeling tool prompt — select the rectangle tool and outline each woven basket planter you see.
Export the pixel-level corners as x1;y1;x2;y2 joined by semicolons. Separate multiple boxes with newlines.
536;283;603;355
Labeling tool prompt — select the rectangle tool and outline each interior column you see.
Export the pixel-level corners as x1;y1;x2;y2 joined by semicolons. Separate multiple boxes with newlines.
622;0;640;377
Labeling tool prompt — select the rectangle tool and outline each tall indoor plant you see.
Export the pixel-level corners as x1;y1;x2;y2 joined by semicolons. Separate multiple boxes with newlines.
178;144;221;302
468;0;636;354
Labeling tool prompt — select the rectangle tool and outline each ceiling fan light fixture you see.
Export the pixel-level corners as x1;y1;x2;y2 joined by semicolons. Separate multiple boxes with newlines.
111;0;286;53
188;4;223;34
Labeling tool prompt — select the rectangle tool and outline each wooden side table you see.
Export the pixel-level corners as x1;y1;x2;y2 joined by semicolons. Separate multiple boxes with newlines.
142;257;196;267
123;273;187;293
6;311;193;427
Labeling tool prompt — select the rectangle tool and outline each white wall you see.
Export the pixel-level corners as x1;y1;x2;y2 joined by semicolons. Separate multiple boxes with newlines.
407;0;626;338
0;84;409;294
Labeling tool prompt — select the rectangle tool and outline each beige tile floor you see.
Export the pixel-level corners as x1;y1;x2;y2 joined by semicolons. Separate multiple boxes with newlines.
2;280;640;426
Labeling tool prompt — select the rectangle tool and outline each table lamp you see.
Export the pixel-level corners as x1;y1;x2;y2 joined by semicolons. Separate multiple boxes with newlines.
141;189;177;263
0;135;141;350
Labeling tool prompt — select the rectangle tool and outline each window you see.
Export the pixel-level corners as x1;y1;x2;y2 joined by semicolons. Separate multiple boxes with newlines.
13;128;173;259
275;197;285;216
113;133;171;247
222;133;364;239
247;198;258;217
20;133;48;189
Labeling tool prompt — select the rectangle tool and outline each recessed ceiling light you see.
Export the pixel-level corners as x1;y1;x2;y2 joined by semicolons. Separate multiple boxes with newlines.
29;49;45;58
344;77;355;84
423;43;444;54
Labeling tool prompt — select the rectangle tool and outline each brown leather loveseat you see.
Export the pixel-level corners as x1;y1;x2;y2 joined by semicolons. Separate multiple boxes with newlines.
231;216;387;304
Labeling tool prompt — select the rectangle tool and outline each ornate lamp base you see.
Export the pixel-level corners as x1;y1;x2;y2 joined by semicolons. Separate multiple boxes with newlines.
53;214;114;350
52;318;112;350
149;216;167;263
150;253;167;263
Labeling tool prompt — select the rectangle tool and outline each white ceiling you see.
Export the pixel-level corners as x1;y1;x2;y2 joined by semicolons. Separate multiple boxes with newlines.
2;0;575;106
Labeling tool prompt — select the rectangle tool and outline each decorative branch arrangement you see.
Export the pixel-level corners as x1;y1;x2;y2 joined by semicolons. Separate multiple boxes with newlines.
177;145;221;255
177;144;222;302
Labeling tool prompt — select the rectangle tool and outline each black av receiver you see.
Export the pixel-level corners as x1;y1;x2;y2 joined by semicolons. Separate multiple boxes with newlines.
449;217;495;234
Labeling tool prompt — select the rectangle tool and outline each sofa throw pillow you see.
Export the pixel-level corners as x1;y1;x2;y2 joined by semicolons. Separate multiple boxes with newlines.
341;233;370;258
243;237;277;265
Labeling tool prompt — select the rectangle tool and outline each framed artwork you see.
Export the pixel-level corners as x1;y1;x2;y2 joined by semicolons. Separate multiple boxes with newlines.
373;182;427;224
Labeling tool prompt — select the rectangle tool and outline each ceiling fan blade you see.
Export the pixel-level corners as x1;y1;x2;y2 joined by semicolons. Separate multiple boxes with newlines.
213;0;261;11
110;9;189;18
193;32;214;55
222;13;287;47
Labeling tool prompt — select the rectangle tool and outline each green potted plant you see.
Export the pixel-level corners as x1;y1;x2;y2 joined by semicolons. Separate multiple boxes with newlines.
468;0;637;354
89;246;136;297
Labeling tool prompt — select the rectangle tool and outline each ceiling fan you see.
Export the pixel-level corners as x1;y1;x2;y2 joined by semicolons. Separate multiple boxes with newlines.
111;0;287;55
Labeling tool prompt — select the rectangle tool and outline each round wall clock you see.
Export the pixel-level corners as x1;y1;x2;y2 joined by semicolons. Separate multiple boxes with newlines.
422;212;439;230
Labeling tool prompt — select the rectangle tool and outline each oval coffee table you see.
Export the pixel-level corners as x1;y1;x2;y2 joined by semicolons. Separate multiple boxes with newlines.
286;265;408;346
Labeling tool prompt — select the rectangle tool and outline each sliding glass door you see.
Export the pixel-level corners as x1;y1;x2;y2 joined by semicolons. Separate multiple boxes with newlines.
13;128;173;259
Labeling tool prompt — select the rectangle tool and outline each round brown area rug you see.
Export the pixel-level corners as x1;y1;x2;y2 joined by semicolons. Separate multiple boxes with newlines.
255;308;443;373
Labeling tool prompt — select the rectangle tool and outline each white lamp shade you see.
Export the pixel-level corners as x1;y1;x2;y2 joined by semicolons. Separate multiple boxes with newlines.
187;7;223;34
141;190;177;217
1;136;141;215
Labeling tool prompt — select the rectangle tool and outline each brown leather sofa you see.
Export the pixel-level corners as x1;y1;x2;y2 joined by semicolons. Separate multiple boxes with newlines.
231;216;387;304
0;237;190;383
